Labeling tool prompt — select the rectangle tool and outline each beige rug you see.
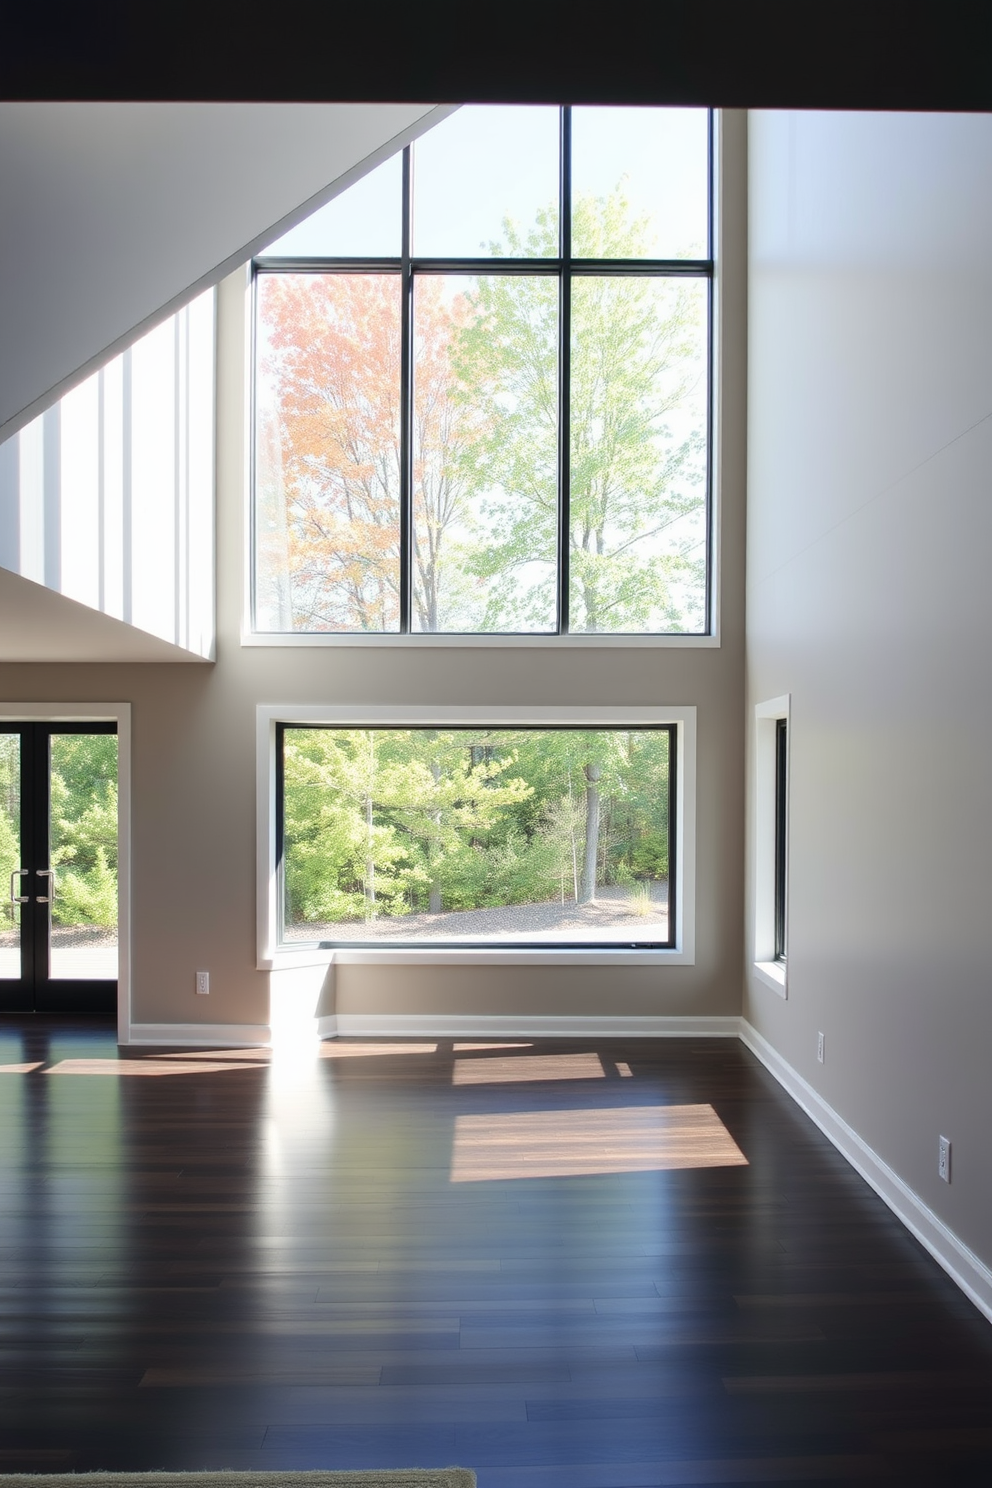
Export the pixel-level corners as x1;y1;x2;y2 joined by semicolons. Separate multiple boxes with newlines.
0;1475;474;1488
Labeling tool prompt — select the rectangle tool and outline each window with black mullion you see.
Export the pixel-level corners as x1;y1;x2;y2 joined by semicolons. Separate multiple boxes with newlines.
253;105;712;637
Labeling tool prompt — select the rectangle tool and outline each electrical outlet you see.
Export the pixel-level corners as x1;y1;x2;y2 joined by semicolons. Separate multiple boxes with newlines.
938;1135;951;1183
816;1031;825;1064
195;970;209;996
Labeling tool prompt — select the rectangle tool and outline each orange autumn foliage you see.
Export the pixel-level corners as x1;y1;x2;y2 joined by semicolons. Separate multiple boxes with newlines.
258;273;483;632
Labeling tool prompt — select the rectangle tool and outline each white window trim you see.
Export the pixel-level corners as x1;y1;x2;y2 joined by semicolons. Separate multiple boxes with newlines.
243;631;721;650
256;704;696;971
753;693;789;997
0;702;132;1042
241;111;729;652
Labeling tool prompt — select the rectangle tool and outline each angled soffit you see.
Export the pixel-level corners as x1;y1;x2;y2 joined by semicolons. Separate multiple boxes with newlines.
0;101;453;444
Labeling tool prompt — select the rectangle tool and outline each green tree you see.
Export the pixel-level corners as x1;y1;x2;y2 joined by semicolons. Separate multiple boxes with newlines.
374;732;533;914
280;727;670;927
0;735;19;930
504;728;670;902
489;730;636;904
539;792;585;903
49;735;118;930
283;731;410;925
57;847;117;927
452;189;707;633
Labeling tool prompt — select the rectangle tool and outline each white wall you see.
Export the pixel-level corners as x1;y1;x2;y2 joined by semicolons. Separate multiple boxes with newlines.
746;111;992;1277
0;292;215;658
0;102;449;442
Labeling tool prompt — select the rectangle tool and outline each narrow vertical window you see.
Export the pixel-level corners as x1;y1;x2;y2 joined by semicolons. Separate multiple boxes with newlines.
753;695;789;995
774;717;788;963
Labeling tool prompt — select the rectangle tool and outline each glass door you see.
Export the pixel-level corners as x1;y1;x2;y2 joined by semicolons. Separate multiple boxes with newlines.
0;723;117;1014
0;733;22;991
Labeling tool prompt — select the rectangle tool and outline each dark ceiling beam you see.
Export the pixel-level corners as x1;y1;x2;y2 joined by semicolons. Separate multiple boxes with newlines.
3;0;992;110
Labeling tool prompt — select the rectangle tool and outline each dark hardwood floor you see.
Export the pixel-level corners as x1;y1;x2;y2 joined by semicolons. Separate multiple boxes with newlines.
0;1019;990;1486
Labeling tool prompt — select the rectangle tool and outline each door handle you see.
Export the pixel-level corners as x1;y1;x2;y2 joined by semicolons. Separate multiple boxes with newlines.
36;868;56;905
9;869;29;906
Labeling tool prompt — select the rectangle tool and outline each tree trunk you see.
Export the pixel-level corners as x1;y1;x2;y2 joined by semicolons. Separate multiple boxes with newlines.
364;792;376;922
568;769;579;901
429;758;442;914
579;763;601;904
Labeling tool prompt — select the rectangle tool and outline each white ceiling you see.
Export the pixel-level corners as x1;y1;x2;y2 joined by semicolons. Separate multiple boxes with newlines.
0;101;451;443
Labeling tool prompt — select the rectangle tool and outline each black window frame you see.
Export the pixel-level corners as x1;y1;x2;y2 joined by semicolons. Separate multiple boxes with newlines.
276;721;677;950
251;105;715;639
773;716;788;963
0;721;118;1014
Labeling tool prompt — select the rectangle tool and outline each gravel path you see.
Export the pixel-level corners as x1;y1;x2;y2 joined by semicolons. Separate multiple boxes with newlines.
0;925;117;949
285;882;670;945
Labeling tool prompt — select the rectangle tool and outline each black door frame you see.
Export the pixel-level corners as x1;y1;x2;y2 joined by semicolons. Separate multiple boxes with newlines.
1;719;119;1016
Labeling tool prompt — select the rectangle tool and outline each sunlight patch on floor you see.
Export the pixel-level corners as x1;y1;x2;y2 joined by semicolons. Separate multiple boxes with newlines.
157;1047;272;1061
453;1051;605;1084
318;1041;439;1058
453;1042;534;1051
44;1057;262;1076
450;1103;749;1181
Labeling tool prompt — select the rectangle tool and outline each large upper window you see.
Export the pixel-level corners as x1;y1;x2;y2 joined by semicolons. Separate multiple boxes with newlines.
252;106;712;638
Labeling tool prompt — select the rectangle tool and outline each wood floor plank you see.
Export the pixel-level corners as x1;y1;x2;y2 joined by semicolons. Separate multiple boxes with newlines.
0;1019;990;1483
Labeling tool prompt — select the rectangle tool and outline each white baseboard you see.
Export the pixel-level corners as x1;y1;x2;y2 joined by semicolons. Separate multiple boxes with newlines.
126;1022;272;1047
125;1013;741;1045
740;1019;992;1326
325;1013;742;1040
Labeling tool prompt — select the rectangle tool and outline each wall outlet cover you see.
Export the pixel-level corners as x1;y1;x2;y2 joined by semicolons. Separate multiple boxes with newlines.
195;971;209;995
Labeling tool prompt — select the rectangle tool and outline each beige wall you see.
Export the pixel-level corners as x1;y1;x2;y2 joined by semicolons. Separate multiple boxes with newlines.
0;112;748;1034
745;111;992;1269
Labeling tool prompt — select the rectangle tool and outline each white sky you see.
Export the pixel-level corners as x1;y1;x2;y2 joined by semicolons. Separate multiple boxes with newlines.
261;106;709;261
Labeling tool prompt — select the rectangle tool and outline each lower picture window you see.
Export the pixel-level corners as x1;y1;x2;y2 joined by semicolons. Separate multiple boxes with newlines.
276;725;675;948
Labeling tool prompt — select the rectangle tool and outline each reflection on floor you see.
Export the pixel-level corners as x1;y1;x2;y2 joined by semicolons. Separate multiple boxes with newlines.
0;1019;989;1485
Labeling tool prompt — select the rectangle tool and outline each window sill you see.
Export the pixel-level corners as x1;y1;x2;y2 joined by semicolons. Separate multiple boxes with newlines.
260;945;695;972
242;630;719;650
753;959;787;998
